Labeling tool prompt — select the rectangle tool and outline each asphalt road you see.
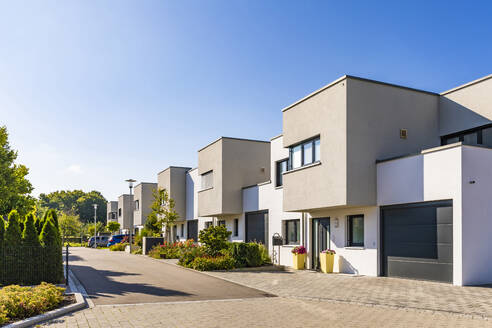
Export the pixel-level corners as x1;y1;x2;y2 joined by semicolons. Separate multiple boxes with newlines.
68;247;272;305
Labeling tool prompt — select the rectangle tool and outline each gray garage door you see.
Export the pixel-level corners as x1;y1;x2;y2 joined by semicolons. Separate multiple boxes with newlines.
381;200;453;283
245;211;268;245
187;220;198;242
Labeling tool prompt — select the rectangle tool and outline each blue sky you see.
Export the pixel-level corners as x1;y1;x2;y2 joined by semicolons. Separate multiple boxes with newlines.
1;1;491;201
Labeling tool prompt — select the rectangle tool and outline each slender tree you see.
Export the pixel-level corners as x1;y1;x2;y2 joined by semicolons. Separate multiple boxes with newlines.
0;217;4;283
40;218;63;283
5;210;22;246
3;210;22;284
22;212;41;284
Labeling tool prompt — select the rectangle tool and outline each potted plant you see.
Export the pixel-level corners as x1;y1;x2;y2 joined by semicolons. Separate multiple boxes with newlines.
291;246;306;270
319;249;336;273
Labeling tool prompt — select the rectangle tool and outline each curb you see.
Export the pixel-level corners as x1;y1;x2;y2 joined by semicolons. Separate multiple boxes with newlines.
4;293;86;328
67;269;95;308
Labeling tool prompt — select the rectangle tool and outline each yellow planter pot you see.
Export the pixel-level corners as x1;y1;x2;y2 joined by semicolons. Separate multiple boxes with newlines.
292;253;306;270
319;252;335;273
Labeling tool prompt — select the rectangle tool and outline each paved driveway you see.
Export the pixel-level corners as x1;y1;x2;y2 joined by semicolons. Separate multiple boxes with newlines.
68;247;272;305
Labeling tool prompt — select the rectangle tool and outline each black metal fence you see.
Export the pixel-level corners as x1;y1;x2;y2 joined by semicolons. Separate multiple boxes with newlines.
0;245;63;286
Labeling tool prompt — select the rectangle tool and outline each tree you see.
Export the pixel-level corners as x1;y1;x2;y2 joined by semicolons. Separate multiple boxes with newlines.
106;221;120;235
22;212;41;284
38;190;107;223
0;217;4;251
146;188;179;241
5;210;22;247
58;213;82;239
40;218;63;283
87;222;105;236
0;126;35;218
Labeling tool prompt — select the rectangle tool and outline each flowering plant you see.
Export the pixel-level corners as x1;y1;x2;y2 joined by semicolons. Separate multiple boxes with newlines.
291;245;306;254
321;249;336;254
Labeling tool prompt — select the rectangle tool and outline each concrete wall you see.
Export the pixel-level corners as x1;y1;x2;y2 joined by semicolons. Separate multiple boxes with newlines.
282;78;347;212
440;75;492;136
107;201;118;222
346;78;440;206
118;194;134;230
133;182;157;226
158;167;190;220
376;145;463;285
461;146;492;285
198;138;270;217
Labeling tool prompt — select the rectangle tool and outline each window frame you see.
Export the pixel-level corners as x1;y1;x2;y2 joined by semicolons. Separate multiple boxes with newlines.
288;136;320;170
347;215;364;247
275;158;289;187
283;219;300;245
441;123;492;146
200;170;214;190
233;218;239;237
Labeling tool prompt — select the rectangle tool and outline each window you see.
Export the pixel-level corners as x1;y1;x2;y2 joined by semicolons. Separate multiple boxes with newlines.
135;200;139;210
201;171;214;190
347;215;364;247
112;212;117;220
205;221;213;229
218;220;226;227
180;224;184;237
441;124;492;147
283;219;300;245
118;208;122;217
289;136;320;170
233;218;239;237
276;159;288;187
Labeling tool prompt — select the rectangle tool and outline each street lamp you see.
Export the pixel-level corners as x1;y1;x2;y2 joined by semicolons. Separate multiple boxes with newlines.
93;204;98;249
125;179;136;248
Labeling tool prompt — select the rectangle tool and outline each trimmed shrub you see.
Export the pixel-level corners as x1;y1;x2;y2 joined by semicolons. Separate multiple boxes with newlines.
21;213;42;285
5;210;22;246
178;246;207;267
227;242;271;268
109;242;128;251
3;211;22;285
149;240;196;259
198;225;231;257
40;218;63;284
190;254;235;271
0;283;64;323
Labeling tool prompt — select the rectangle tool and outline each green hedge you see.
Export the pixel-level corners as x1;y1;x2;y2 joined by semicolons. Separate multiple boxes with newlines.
190;255;235;271
227;242;271;268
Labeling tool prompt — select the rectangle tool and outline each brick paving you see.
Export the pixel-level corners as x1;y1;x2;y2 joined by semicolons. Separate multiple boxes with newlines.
206;269;492;318
42;297;492;328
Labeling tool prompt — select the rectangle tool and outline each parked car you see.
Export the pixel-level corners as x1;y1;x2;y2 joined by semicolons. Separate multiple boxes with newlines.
107;234;134;247
88;236;110;247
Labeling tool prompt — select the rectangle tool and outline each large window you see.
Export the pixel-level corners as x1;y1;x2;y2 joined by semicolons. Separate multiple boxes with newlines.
283;219;300;245
347;215;364;247
276;159;288;187
201;171;214;190
442;124;492;148
289;137;320;170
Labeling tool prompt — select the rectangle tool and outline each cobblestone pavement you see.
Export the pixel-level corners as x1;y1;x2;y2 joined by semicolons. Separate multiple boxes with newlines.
205;269;492;318
42;297;492;328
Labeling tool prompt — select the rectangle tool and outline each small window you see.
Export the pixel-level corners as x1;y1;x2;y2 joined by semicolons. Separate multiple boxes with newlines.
118;208;122;217
218;220;226;227
276;159;288;187
314;138;320;162
205;221;213;229
201;171;214;190
400;129;407;139
283;219;300;245
291;145;302;169
233;218;239;237
135;200;139;211
303;142;313;165
347;215;364;247
180;224;184;237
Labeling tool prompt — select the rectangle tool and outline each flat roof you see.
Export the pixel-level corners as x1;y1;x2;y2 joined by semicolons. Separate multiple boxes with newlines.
157;166;193;175
270;133;283;141
134;182;157;188
440;73;492;95
198;136;270;152
282;75;438;112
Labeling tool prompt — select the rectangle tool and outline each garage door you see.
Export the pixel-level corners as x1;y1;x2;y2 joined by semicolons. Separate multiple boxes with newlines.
381;200;453;283
245;211;268;245
187;220;198;242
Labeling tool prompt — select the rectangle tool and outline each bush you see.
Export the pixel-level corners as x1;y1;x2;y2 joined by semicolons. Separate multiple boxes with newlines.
190;254;235;271
0;283;64;323
109;242;128;251
40;217;63;283
134;228;152;247
149;240;196;259
198;225;231;257
178;246;207;267
227;242;270;268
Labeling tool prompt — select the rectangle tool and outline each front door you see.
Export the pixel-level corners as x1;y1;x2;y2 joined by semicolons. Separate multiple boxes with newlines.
312;218;330;270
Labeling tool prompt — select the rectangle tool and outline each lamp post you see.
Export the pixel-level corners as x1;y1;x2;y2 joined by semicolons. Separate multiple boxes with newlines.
93;204;98;249
125;179;136;248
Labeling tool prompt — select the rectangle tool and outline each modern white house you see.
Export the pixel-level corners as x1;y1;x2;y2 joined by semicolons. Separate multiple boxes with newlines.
117;194;133;234
106;201;118;223
118;73;492;286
